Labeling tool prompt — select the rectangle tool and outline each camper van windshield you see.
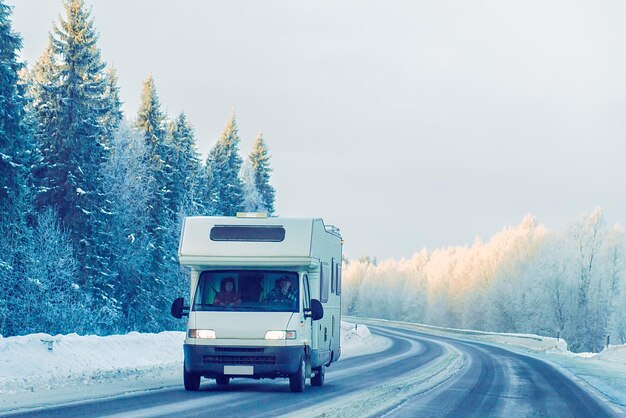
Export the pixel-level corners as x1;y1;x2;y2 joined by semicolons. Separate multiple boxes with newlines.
193;270;299;313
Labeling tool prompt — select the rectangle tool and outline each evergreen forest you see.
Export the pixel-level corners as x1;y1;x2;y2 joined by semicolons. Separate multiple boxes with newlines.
0;0;276;336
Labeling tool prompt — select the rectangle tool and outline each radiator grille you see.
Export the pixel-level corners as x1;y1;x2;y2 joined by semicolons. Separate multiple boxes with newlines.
215;347;264;353
203;355;276;365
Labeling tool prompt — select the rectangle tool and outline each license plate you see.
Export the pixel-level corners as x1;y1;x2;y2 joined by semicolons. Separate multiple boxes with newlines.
224;365;254;375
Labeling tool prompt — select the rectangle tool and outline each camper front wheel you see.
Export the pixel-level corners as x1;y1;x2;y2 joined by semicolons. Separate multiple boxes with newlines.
183;365;201;391
289;357;306;393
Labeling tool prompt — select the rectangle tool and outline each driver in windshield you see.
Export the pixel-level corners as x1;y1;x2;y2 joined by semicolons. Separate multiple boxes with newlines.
213;277;242;307
264;276;296;304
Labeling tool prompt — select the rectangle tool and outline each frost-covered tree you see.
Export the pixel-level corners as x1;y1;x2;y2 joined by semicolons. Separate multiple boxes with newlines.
19;209;93;335
27;41;57;153
196;162;214;216
0;0;38;337
167;112;202;216
0;0;29;215
101;66;123;145
568;208;606;351
604;226;625;344
248;132;275;214
134;75;186;331
206;112;244;215
342;211;625;353
136;74;167;151
101;122;153;331
241;160;263;212
30;0;114;298
135;74;172;269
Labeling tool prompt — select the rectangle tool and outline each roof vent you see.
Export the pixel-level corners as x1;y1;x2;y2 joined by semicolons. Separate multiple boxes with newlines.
236;212;268;218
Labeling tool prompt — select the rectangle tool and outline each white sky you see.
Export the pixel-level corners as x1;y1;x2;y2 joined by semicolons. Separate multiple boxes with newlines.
7;0;626;261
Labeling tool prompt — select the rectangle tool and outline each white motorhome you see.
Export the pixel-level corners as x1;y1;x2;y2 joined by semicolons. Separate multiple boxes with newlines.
171;213;343;392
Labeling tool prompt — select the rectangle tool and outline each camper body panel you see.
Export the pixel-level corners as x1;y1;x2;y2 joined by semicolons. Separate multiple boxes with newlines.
306;220;342;366
179;217;313;258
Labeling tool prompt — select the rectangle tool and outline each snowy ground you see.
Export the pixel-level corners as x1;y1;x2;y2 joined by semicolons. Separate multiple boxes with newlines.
1;320;624;414
0;322;389;413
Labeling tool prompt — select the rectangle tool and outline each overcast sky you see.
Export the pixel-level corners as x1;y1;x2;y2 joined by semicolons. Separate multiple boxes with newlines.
8;0;626;261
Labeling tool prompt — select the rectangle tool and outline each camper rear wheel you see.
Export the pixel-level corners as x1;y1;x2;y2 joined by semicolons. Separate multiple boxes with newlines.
183;365;200;391
216;375;230;386
311;365;325;387
289;357;306;393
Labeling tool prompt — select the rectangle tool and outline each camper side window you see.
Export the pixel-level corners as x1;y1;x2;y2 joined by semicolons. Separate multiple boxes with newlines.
320;262;330;303
331;258;336;294
335;261;341;295
303;274;310;310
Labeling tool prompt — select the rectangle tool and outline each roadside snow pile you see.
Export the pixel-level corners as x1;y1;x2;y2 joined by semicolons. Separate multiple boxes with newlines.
0;331;184;395
460;330;569;354
558;344;626;408
589;344;626;364
374;319;570;354
341;321;391;358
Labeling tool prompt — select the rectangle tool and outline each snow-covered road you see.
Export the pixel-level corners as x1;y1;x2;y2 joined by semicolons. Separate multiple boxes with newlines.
3;321;623;417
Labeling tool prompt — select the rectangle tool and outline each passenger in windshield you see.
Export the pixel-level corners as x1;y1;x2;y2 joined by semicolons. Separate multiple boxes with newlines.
264;276;297;305
213;277;242;307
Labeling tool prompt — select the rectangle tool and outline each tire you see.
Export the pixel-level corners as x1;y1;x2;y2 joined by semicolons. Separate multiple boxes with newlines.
289;357;306;393
183;365;201;391
216;375;230;386
311;365;325;387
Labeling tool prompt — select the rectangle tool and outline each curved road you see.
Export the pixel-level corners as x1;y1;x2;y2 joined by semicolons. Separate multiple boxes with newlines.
5;323;621;417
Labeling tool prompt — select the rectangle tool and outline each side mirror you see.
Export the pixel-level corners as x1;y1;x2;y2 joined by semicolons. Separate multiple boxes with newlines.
171;297;189;319
306;299;323;321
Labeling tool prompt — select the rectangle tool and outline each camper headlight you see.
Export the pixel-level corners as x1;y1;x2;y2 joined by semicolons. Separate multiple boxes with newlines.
264;330;297;340
188;329;216;339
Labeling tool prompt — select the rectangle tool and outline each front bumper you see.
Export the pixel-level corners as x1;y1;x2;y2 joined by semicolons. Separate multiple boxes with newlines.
184;344;303;378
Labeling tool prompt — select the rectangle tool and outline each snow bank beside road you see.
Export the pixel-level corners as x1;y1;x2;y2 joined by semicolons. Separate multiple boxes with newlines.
0;331;184;396
0;321;388;413
341;320;391;358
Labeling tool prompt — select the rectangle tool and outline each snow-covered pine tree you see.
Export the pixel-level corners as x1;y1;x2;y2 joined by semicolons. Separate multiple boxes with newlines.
136;74;167;150
196;160;214;216
207;112;245;216
0;0;25;208
102;122;154;332
27;41;57;152
248;132;275;215
135;74;172;265
0;0;34;337
30;0;116;328
101;66;123;146
135;74;182;331
241;160;263;212
19;208;89;335
167;112;202;216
